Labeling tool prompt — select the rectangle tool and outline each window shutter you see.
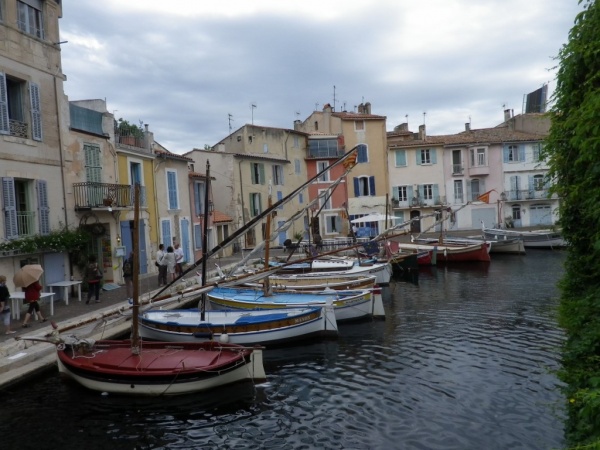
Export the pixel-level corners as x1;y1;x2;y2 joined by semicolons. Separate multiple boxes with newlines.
353;177;359;197
2;177;18;239
167;171;178;209
503;146;509;163
416;152;422;165
392;186;399;200
431;149;437;164
357;144;368;163
369;176;376;196
335;215;342;232
0;73;9;134
161;219;172;249
277;190;283;209
193;182;201;216
259;164;265;185
194;224;202;249
433;184;439;203
519;145;526;162
30;82;43;141
249;194;255;216
36;179;50;235
418;184;424;199
395;150;406;166
466;182;472;201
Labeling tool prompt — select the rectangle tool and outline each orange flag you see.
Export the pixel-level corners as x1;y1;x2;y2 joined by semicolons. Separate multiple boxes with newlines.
342;151;357;170
476;189;496;203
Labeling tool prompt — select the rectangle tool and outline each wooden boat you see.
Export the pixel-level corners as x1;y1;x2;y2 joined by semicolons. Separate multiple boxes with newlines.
482;227;565;249
207;286;384;322
269;257;392;285
56;183;266;396
139;305;338;345
390;241;490;263
243;273;377;291
56;339;265;396
444;235;526;255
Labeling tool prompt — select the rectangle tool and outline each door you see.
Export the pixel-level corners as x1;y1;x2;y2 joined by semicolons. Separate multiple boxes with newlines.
410;210;421;233
529;204;552;226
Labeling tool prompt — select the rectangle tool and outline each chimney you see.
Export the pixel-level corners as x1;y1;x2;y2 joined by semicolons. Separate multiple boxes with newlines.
395;123;409;132
465;122;471;132
418;124;426;140
364;102;371;114
357;103;364;114
504;108;513;122
322;103;332;113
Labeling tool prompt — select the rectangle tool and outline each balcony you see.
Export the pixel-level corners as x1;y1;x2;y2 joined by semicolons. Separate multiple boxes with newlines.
73;182;147;210
9;119;28;138
468;165;490;177
16;211;36;237
452;164;464;176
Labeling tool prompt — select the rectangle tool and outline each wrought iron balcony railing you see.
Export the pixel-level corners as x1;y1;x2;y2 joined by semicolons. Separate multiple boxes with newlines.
73;182;147;210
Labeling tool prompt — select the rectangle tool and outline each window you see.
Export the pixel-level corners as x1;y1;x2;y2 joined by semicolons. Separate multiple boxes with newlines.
2;177;49;239
325;214;341;234
17;1;44;38
392;185;409;202
533;174;545;191
193;181;206;216
293;136;299;148
316;161;329;182
263;143;268;153
470;147;486;167
452;150;463;174
249;193;262;217
395;150;407;167
318;189;332;209
504;145;525;162
453;180;463;203
308;138;339;158
423;184;433;201
357;144;368;163
355;120;365;131
250;162;265;185
353;176;376;197
417;149;437;165
166;170;179;210
294;159;301;174
512;205;522;221
470;179;481;201
0;72;43;140
532;143;542;162
298;192;304;204
272;164;284;185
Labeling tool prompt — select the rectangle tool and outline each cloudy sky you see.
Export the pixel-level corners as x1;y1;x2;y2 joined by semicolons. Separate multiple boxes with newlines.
59;0;583;154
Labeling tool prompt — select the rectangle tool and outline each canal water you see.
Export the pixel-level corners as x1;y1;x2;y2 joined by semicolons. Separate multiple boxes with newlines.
0;250;566;450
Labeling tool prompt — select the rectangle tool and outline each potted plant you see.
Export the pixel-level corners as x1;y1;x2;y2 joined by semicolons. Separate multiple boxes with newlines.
116;118;144;145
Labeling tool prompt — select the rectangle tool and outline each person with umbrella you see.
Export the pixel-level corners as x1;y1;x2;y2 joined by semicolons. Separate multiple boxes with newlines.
14;264;47;327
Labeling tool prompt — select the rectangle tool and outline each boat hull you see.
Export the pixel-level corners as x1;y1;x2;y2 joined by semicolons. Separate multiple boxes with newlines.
392;242;490;262
245;274;377;291
56;340;266;396
483;228;565;249
139;306;338;346
271;259;392;285
207;287;377;322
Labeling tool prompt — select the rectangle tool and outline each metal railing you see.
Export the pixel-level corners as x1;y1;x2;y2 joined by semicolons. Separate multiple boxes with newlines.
73;182;147;209
16;211;36;236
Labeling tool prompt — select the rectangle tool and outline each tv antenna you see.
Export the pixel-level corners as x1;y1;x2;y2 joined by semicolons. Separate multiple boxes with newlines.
228;113;233;135
250;103;257;125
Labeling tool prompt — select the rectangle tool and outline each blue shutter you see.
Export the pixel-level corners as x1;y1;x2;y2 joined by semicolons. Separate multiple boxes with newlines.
2;177;18;239
433;184;439;203
161;219;172;250
277;190;283;209
392;186;399;200
181;218;190;263
369;176;376;196
194;224;202;249
519;145;526;162
121;220;132;255
510;176;518;200
503;146;509;163
353;177;359;197
430;149;437;164
298;192;304;204
395;150;406;166
193;182;201;216
357;144;368;163
0;73;9;134
30;82;43;141
408;185;414;200
37;180;50;235
335;215;342;233
416;151;422;165
167;171;178;209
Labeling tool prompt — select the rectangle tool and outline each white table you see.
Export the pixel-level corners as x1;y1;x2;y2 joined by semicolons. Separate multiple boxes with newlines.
10;292;56;320
47;280;82;305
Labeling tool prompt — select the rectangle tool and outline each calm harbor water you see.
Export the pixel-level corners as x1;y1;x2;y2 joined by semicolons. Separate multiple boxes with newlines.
0;250;566;450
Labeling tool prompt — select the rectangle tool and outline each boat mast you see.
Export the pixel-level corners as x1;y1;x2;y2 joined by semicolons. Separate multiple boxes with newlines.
131;182;141;354
263;184;272;296
200;160;211;321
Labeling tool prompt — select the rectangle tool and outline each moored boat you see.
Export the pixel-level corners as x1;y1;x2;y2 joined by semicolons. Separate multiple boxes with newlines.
207;286;383;322
139;305;338;346
482;227;565;249
390;241;490;263
243;273;377;291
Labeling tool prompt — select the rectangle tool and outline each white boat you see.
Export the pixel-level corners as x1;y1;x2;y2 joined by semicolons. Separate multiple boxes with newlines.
269;257;392;286
443;236;526;255
139;305;338;346
482;227;566;249
207;286;384;322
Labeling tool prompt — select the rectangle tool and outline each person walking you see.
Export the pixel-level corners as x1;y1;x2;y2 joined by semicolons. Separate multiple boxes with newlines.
0;275;16;335
163;246;177;282
123;251;134;302
85;255;102;304
174;243;184;277
156;244;167;287
21;280;45;327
